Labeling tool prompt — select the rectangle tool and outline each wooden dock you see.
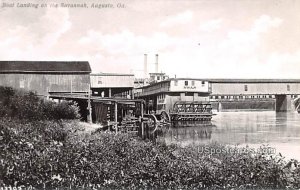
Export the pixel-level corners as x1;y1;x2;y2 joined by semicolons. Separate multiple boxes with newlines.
49;93;145;131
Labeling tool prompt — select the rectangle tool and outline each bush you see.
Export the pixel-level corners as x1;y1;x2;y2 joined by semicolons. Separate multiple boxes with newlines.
0;118;299;189
0;86;80;121
39;100;81;120
0;119;81;188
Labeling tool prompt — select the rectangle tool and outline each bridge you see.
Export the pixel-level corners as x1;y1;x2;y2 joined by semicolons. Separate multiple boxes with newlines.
208;79;300;112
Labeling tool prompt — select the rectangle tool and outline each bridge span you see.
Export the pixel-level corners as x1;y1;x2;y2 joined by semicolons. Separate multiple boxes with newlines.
208;79;300;112
134;78;300;113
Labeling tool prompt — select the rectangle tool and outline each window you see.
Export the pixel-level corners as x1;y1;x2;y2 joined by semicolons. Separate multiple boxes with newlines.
185;81;188;86
244;85;248;91
98;77;102;84
287;85;290;91
174;80;178;86
192;81;195;86
157;76;160;80
202;81;205;85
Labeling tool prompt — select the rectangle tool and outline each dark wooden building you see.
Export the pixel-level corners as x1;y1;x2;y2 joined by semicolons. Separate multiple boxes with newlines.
0;61;91;96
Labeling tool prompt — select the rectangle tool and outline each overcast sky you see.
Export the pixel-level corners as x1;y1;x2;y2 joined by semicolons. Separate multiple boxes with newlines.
0;0;299;78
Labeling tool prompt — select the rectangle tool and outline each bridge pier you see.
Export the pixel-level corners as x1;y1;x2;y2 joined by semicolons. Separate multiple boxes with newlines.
218;102;222;112
275;95;292;112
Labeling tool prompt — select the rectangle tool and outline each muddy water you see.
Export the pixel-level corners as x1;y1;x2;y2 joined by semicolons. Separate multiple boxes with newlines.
162;111;300;160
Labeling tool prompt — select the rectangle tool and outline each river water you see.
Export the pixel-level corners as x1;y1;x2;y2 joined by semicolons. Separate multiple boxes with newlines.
162;111;300;160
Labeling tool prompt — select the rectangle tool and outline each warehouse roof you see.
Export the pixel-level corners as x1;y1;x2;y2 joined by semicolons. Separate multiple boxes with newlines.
0;61;91;74
90;73;134;76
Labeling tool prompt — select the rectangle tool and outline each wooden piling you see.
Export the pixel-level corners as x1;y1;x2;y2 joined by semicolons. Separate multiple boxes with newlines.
141;102;144;138
87;90;92;123
115;102;118;133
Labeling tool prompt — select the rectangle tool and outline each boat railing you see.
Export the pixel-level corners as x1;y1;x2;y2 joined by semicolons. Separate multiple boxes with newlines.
172;101;213;114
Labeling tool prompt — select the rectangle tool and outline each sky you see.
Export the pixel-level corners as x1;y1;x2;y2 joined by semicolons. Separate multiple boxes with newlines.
0;0;300;79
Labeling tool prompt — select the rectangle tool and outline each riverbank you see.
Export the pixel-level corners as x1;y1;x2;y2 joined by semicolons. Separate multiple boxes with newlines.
1;118;300;189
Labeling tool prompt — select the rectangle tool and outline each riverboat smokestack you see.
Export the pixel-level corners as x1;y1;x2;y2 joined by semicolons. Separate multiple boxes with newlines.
144;54;148;78
155;54;159;73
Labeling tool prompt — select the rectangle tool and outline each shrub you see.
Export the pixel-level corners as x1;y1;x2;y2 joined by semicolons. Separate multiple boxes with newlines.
39;100;81;120
0;86;80;121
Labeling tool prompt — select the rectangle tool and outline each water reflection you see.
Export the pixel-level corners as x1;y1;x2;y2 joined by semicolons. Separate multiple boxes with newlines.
275;112;287;127
167;123;213;138
159;111;300;160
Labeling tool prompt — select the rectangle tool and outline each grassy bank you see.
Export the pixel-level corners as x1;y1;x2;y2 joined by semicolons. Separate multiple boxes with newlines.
1;118;300;189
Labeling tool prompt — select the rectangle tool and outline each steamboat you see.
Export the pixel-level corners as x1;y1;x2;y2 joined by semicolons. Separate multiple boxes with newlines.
134;72;213;124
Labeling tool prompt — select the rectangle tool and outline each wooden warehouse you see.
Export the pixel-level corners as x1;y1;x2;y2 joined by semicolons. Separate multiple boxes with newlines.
90;73;134;98
0;61;91;96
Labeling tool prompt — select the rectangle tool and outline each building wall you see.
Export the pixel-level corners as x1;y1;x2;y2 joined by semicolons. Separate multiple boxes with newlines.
137;79;210;97
165;95;180;113
0;73;90;96
211;83;300;95
142;82;170;96
170;79;210;93
90;75;134;88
